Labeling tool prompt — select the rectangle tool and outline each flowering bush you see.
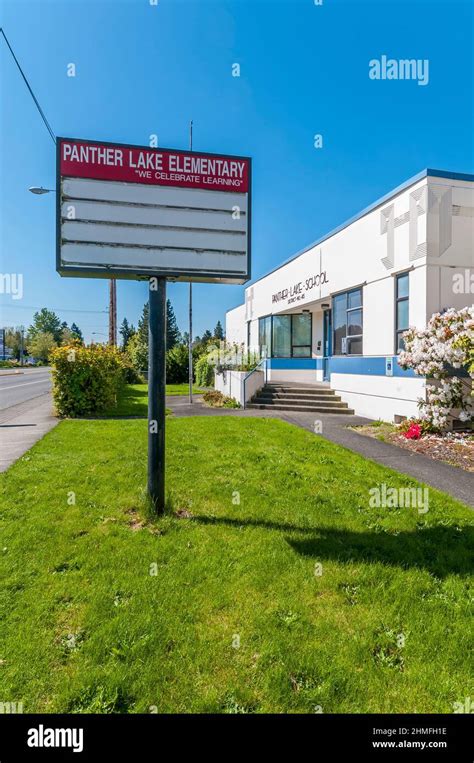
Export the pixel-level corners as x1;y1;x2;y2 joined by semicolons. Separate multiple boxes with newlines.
398;307;474;431
403;423;422;440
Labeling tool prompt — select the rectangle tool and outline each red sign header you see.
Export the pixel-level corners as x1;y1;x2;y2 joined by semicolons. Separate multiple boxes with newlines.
59;139;249;193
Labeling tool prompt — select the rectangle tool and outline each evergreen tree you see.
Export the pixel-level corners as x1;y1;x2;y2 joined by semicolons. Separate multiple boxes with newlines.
70;322;84;343
137;302;149;343
166;299;181;349
214;320;224;340
119;317;135;349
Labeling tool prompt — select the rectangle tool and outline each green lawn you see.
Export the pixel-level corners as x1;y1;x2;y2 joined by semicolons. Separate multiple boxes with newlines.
103;383;205;417
0;416;472;713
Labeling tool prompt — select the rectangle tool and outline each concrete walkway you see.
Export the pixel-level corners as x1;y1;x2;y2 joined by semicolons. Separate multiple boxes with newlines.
0;393;58;472
167;396;474;508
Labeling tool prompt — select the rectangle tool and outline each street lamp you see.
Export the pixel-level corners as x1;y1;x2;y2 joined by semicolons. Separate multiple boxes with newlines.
28;186;55;194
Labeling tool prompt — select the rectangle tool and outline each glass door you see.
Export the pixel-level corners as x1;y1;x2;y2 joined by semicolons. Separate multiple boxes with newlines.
323;309;332;381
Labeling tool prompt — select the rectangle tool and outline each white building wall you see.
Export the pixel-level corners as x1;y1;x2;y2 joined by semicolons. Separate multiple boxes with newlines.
225;171;474;421
332;374;426;421
226;303;247;347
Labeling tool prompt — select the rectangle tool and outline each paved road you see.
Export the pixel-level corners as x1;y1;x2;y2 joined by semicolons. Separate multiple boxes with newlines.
0;367;52;410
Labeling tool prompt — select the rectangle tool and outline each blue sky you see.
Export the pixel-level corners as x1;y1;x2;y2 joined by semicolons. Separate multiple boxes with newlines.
1;0;473;342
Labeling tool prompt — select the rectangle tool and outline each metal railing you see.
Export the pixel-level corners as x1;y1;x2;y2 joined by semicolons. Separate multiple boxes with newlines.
243;358;268;409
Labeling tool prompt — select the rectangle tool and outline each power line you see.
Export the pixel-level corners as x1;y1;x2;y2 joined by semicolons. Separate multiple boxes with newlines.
0;27;56;145
0;305;108;314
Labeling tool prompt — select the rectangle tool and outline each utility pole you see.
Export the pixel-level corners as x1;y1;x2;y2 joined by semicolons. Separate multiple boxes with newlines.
109;279;117;346
188;120;194;404
20;326;24;366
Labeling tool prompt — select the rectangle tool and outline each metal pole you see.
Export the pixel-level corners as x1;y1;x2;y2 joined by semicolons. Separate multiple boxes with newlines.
188;282;193;404
109;279;117;346
188;119;194;404
20;327;24;366
147;277;166;513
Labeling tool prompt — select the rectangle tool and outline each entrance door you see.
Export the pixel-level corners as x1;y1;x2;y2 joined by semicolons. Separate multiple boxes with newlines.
323;309;332;381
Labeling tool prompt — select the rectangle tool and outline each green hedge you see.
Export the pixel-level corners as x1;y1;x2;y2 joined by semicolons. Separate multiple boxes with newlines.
195;353;214;387
51;343;126;417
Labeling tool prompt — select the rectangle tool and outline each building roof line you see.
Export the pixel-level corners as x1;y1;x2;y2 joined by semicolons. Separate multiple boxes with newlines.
241;168;474;293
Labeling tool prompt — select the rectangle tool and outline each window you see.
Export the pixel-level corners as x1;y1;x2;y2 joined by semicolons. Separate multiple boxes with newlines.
332;288;363;355
258;314;312;358
272;315;292;357
258;315;272;357
395;273;409;352
291;314;312;357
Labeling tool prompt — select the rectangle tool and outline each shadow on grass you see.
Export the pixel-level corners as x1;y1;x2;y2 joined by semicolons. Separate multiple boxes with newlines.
192;515;473;578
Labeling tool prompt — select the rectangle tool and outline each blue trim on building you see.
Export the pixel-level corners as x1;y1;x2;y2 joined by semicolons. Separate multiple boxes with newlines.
268;358;322;370
268;356;416;377
327;356;415;378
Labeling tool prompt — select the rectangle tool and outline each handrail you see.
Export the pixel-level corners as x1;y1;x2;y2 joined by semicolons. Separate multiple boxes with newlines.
243;358;268;409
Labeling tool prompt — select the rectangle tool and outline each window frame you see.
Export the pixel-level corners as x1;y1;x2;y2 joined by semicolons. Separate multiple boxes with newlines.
258;313;312;358
331;287;363;356
395;272;410;354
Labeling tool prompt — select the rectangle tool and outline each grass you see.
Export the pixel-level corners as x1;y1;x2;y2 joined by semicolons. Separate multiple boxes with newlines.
103;383;205;417
0;416;472;713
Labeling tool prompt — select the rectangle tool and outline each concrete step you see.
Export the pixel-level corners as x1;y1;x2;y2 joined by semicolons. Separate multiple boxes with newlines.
264;385;331;394
253;396;345;407
247;402;354;414
257;392;342;402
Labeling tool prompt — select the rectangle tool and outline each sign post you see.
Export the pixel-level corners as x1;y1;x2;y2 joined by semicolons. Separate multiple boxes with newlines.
56;137;251;512
147;277;167;512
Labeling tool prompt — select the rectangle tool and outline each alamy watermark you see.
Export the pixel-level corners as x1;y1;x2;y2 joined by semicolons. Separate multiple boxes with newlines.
369;483;429;514
452;269;473;294
0;273;23;300
369;55;429;86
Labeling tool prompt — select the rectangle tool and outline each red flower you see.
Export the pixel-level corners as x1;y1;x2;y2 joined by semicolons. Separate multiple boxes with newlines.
404;423;422;440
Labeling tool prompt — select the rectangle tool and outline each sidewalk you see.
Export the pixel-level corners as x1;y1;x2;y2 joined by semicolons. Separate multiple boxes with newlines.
0;394;58;472
167;397;474;508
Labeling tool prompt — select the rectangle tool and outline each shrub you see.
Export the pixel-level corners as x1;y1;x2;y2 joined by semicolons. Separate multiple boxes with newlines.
119;353;144;384
126;332;148;375
202;390;241;408
51;343;126;417
166;344;189;384
397;418;432;436
195;353;214;387
399;306;474;430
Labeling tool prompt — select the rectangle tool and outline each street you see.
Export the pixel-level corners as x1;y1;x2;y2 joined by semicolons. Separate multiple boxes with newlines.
0;367;52;410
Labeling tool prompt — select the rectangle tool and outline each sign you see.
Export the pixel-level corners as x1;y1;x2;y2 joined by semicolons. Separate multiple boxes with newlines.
56;138;251;283
272;271;328;306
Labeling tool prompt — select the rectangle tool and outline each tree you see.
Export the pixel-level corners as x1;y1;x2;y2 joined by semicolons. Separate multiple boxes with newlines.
201;329;213;343
126;303;149;372
214;320;224;340
166;344;189;383
166;299;181;349
119;318;135;350
28;309;62;344
28;332;57;363
5;327;23;360
70;322;84;343
137;302;149;344
60;327;74;345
